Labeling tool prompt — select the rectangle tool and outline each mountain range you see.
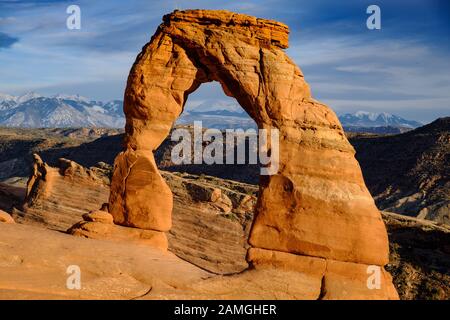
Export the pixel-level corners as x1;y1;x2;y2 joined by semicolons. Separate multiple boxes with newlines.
0;93;425;132
0;93;124;128
180;101;425;132
339;111;423;133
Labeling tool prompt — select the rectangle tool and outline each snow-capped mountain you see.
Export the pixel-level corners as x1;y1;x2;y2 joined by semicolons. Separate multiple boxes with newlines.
0;94;426;132
52;93;90;103
0;92;124;128
0;93;18;105
178;99;255;130
0;97;17;111
186;99;244;114
339;111;422;129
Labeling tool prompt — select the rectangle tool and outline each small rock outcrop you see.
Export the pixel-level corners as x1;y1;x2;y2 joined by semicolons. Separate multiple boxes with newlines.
0;209;15;224
107;9;397;298
68;210;168;251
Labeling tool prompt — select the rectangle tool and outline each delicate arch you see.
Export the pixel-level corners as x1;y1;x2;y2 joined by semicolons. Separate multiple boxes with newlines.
109;10;390;269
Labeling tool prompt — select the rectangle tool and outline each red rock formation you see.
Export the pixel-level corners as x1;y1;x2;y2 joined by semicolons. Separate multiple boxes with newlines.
108;9;397;299
19;154;110;230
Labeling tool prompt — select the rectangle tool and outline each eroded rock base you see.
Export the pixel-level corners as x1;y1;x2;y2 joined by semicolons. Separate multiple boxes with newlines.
248;248;398;300
68;210;168;251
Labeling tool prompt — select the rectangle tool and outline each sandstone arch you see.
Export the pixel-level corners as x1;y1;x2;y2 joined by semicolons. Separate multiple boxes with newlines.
108;10;397;298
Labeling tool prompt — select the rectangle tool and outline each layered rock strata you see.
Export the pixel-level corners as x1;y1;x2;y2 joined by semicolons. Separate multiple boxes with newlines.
17;154;110;230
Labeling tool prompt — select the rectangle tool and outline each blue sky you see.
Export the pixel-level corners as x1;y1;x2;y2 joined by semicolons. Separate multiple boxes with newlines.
0;0;449;123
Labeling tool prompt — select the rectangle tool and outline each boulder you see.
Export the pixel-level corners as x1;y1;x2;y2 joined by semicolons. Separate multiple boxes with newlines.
82;210;114;224
68;220;168;251
0;209;15;224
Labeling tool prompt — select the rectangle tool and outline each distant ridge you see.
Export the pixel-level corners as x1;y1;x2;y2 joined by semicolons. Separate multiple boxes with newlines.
0;92;124;128
0;94;427;132
339;111;422;130
350;117;450;224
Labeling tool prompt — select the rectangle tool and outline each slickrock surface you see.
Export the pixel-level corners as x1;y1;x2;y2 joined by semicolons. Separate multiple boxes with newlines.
0;222;208;300
82;210;114;224
0;222;396;300
1;9;421;300
106;9;394;297
68;170;258;273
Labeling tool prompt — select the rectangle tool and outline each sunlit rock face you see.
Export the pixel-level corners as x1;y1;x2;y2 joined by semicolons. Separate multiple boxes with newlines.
108;9;397;299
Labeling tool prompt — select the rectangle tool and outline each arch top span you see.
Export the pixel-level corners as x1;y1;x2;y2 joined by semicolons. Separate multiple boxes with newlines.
123;9;313;151
108;9;398;299
162;9;290;49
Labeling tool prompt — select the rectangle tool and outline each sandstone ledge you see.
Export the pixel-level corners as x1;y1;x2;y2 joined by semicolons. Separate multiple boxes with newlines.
162;9;289;49
68;211;168;252
248;248;399;300
0;222;396;300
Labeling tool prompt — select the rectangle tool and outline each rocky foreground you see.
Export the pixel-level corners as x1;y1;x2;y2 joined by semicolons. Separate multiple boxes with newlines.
0;156;448;299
